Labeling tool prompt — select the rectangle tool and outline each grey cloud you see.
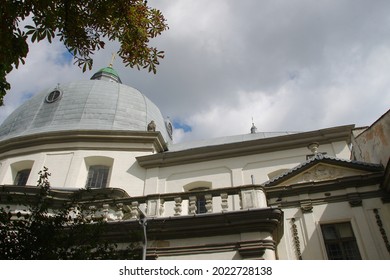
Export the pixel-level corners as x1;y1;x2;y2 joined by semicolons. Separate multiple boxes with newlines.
1;0;390;142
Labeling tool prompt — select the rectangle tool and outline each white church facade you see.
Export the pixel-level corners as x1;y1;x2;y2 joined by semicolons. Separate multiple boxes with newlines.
0;67;389;260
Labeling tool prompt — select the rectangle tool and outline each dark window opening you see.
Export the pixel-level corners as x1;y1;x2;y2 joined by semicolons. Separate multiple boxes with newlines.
14;169;31;186
189;187;209;214
321;222;361;260
196;196;207;214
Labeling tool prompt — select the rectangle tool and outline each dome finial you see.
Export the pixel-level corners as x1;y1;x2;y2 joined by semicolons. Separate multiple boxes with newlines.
250;117;257;134
109;52;116;68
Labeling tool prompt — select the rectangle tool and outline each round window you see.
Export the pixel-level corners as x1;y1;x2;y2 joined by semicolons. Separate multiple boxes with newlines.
46;89;62;103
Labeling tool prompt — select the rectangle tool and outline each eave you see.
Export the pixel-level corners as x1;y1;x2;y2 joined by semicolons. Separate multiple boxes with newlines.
0;130;167;160
137;125;355;168
265;172;384;196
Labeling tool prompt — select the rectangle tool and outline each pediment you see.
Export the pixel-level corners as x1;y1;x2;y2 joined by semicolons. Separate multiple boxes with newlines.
264;155;384;187
277;163;371;186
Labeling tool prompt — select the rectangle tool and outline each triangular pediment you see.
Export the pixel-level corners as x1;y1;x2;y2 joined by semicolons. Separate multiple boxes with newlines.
264;156;383;187
278;163;371;186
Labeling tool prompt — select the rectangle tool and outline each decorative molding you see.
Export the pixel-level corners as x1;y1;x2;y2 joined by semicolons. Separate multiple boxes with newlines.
348;200;362;207
285;164;369;185
266;173;384;203
300;201;313;213
348;194;362;207
291;218;302;260
237;240;275;259
101;207;284;242
147;239;275;259
373;208;390;253
0;130;167;160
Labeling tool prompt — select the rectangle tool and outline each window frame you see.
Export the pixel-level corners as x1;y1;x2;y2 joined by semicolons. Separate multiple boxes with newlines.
85;165;110;189
320;222;362;260
14;168;32;186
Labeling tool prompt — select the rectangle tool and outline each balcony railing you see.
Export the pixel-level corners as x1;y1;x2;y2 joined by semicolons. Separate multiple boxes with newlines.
78;185;268;222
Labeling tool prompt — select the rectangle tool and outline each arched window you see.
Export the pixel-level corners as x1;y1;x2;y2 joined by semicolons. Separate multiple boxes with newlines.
85;165;110;189
10;160;34;186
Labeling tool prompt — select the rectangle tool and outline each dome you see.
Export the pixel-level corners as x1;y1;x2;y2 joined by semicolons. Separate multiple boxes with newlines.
0;69;172;143
90;66;122;83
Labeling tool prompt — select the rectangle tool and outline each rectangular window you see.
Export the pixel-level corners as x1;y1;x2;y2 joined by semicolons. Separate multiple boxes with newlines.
321;222;361;260
85;165;109;189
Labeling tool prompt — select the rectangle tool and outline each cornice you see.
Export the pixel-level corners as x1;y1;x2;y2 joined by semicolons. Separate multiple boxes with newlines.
101;207;284;243
0;130;167;159
147;239;276;259
137;125;355;168
0;185;131;207
265;172;384;198
265;172;385;208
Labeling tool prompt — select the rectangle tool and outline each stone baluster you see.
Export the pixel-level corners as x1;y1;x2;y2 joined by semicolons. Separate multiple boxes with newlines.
87;205;96;222
205;194;213;213
130;201;139;219
221;192;228;212
116;203;124;220
188;196;197;214
102;204;109;222
159;199;165;216
174;197;182;216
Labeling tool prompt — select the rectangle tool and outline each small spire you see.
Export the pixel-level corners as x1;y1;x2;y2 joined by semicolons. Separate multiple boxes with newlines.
250;117;257;134
308;142;320;154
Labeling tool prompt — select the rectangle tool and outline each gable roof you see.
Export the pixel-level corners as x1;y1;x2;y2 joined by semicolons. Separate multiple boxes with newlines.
263;153;383;187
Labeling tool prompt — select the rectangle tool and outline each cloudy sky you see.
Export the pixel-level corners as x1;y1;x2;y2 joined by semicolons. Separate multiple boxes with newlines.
2;0;390;143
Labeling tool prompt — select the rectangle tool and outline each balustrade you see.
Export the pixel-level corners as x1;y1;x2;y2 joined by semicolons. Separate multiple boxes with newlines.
76;185;267;222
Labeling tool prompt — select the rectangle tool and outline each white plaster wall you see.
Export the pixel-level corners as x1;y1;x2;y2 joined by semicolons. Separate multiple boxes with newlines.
156;232;275;260
146;142;351;197
0;149;150;196
277;198;390;260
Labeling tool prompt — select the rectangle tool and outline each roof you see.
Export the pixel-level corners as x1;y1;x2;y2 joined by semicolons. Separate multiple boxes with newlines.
90;66;122;83
0;78;170;143
168;131;299;152
137;125;355;168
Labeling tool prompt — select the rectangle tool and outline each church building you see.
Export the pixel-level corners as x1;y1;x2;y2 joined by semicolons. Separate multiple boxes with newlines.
0;67;389;260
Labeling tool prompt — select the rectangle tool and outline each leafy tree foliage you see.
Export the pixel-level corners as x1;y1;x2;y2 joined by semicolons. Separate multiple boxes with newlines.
0;167;140;259
0;0;168;105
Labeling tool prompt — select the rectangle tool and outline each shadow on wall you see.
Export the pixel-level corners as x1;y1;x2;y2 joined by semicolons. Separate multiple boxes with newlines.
287;201;390;260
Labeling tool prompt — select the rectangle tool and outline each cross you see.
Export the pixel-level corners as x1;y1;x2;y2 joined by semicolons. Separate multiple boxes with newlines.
109;53;116;67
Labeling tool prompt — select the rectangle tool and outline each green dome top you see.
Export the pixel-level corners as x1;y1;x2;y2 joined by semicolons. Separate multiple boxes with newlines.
90;66;122;83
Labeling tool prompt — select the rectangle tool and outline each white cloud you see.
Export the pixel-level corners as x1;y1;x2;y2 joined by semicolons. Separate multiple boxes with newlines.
1;0;390;144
